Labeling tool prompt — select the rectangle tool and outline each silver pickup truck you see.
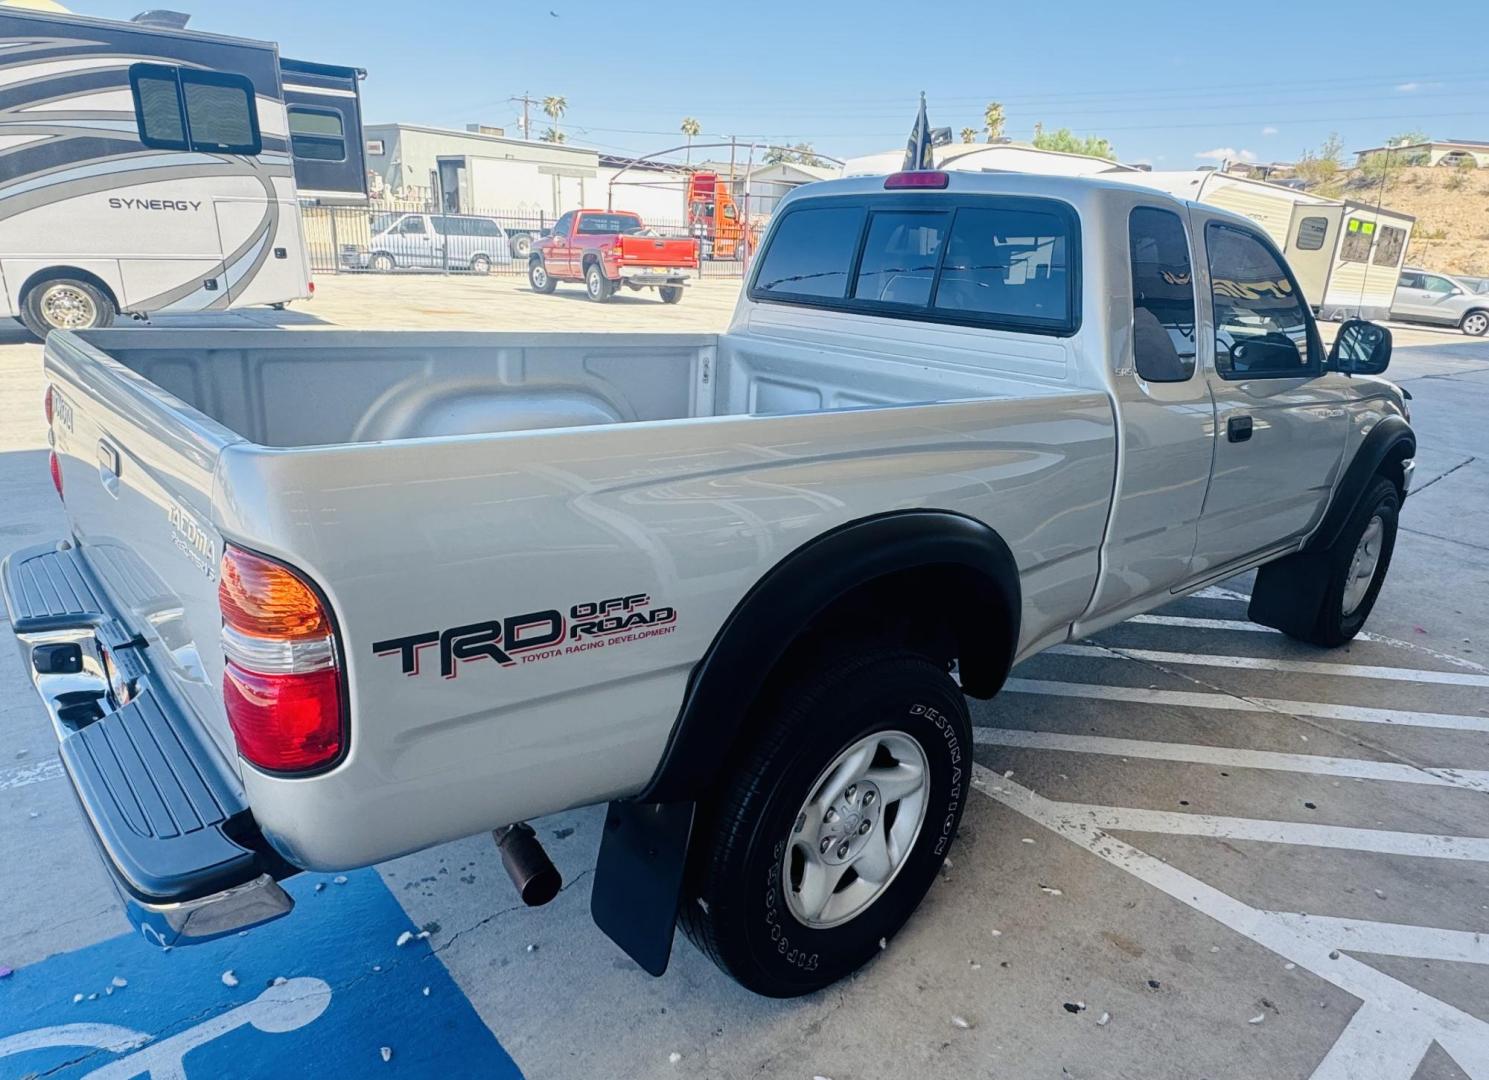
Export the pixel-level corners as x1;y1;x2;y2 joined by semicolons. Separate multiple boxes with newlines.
5;171;1414;998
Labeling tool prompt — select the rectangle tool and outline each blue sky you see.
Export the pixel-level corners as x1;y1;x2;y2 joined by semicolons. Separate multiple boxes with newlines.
85;0;1489;167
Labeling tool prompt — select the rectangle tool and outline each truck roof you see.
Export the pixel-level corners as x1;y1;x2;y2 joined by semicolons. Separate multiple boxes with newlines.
778;170;1193;211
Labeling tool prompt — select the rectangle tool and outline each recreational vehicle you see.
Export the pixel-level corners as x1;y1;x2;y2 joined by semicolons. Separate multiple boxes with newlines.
0;9;358;337
1120;171;1414;321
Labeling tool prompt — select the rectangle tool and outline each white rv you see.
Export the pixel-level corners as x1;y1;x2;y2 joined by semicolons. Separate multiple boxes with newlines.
1119;171;1414;321
0;9;322;337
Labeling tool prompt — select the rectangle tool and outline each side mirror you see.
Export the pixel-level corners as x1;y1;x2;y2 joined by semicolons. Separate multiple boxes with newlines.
1329;319;1393;375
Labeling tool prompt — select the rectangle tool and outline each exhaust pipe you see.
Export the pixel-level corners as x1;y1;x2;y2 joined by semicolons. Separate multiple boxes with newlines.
492;823;562;906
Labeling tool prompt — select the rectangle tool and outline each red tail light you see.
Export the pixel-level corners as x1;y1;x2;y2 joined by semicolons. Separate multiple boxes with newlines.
44;384;54;425
219;545;344;773
884;170;949;189
48;450;63;500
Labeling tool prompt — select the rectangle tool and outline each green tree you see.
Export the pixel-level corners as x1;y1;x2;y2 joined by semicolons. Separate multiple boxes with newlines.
983;101;1005;142
680;117;701;165
960;127;978;144
764;142;823;167
541;95;567;139
1389;129;1431;165
1295;132;1344;191
539;127;566;144
1031;125;1116;160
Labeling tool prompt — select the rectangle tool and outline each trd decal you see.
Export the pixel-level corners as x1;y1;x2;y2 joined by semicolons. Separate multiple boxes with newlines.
373;593;676;680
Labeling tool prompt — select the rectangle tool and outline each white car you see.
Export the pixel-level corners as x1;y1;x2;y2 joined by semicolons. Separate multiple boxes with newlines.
342;211;511;274
1392;267;1489;336
6;170;1412;998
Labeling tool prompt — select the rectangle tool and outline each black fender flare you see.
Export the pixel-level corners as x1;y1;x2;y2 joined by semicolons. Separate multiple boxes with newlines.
639;509;1021;804
1306;415;1415;553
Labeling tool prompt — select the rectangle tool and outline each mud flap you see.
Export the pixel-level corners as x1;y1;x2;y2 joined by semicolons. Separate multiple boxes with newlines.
1248;549;1331;639
590;801;696;976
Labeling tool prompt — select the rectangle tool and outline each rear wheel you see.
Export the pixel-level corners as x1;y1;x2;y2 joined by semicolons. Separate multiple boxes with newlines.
585;262;614;303
1462;310;1488;337
680;649;970;997
659;285;684;305
369;252;396;273
20;277;114;339
469;254;492;275
528;258;556;294
511;233;533;260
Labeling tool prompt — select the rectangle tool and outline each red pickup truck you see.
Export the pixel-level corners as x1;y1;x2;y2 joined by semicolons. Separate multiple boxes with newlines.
529;210;700;303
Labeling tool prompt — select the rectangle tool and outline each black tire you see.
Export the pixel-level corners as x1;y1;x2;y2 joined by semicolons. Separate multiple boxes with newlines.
511;233;533;260
680;649;971;997
1286;477;1400;647
528;258;556;294
469;254;492;275
369;252;396;273
659;285;684;305
19;277;114;339
585;262;614;303
1461;310;1489;337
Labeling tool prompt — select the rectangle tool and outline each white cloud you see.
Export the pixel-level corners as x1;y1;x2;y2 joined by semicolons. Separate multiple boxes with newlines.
1261;126;1279;136
1196;147;1256;162
1396;82;1419;92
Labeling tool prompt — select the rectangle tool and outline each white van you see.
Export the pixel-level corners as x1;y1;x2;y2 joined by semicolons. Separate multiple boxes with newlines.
342;212;512;274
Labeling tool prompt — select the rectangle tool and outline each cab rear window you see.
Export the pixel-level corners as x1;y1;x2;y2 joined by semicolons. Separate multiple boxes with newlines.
750;194;1079;335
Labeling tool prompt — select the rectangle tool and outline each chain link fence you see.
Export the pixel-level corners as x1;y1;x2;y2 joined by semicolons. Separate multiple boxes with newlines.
301;201;750;279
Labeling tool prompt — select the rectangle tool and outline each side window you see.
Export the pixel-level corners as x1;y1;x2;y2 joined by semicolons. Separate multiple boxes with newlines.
478;219;501;237
430;217;452;236
753;205;866;300
852;211;949;307
398;216;426;235
1128;206;1197;383
1294;216;1329;251
288;105;346;162
129;64;259;155
934;205;1072;327
722;204;738;221
179;70;259;154
550;213;574;237
130;64;187;149
1372;225;1406;267
1398;272;1422;289
1206;222;1317;380
1339;217;1375;263
1422;275;1456;295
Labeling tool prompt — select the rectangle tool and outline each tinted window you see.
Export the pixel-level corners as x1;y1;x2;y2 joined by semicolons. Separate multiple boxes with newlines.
1398;271;1422;288
577;213;645;235
180;70;259;154
853;211;948;307
1294;216;1329;251
934;206;1071;325
754;206;866;299
397;216;426;235
1340;217;1374;263
288;105;346;162
1372;225;1406;267
1206;223;1316;379
551;212;575;236
1129;207;1196;382
131;64;186;148
1423;275;1456;295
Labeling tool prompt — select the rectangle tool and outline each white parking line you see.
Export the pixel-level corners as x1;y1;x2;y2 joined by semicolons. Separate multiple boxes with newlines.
0;757;63;791
1268;913;1489;966
972;767;1489;1078
1001;677;1489;734
1049;643;1489;687
972;727;1489;792
1193;586;1254;603
1130;614;1273;633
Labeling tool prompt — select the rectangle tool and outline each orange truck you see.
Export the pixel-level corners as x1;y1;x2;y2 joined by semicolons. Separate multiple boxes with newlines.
684;172;757;260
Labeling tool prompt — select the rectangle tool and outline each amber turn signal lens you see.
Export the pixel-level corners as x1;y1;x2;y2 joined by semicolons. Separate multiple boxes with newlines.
219;546;330;640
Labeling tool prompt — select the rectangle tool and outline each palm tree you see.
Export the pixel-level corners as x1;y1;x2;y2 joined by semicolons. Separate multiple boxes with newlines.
984;101;1005;143
539;127;566;144
680;117;701;165
542;95;567;139
960;127;977;144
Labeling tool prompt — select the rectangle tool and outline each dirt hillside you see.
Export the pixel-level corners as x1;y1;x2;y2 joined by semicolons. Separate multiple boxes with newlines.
1338;165;1489;278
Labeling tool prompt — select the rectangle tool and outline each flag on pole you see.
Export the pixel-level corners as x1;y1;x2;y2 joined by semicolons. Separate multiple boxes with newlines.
903;91;933;171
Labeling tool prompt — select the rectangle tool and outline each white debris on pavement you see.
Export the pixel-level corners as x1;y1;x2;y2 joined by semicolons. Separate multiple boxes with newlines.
220;970;239;987
72;993;83;1004
1039;885;1064;896
333;875;348;885
397;931;415;947
110;976;127;988
380;1046;393;1063
951;1015;974;1030
1248;1014;1266;1025
668;1051;682;1064
1097;1012;1111;1027
422;986;431;996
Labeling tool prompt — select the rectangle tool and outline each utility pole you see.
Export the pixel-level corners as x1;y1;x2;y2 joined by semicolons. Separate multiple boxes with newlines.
509;92;539;140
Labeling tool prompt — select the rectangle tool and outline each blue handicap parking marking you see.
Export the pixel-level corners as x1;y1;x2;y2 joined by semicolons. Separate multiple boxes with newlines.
0;870;523;1079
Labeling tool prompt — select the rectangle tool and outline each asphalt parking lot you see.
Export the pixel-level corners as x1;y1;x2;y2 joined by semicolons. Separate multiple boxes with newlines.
2;279;1488;1079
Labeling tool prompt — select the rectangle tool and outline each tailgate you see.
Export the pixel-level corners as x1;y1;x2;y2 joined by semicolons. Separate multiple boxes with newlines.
617;235;699;268
42;331;244;767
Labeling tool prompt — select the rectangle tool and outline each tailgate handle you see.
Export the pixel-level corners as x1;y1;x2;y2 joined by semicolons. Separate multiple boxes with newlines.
97;439;121;497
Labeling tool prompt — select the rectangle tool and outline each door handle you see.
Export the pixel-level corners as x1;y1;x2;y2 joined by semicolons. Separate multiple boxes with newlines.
97;439;121;496
1227;415;1253;443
